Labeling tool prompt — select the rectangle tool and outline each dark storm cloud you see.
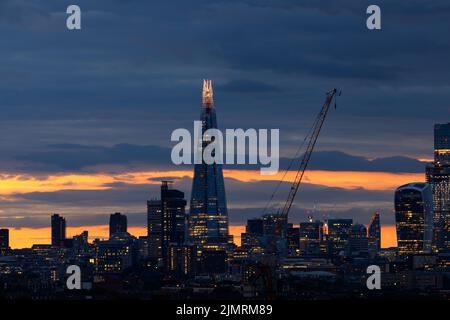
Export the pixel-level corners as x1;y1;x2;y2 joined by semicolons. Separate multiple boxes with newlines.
218;79;281;93
0;0;448;229
10;142;427;173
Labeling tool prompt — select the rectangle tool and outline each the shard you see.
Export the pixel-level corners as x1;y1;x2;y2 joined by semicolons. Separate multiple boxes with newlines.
189;80;229;250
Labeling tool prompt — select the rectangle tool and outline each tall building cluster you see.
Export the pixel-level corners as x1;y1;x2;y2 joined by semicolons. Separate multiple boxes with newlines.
395;123;450;255
0;84;448;299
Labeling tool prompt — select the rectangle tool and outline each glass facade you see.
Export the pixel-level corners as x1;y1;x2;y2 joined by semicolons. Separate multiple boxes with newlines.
189;80;229;249
395;183;434;254
426;123;450;253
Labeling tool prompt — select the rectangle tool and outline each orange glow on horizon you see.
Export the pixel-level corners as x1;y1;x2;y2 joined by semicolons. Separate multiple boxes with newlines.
9;224;396;249
0;169;424;196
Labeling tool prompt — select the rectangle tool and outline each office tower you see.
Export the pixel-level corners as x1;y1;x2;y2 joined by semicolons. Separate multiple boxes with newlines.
426;123;450;252
327;219;353;255
147;181;187;264
51;214;66;247
161;181;187;260
94;233;137;274
299;220;324;255
368;212;381;256
286;224;300;256
167;244;197;278
0;229;9;255
189;80;229;249
434;123;450;163
395;183;434;255
147;199;162;261
348;224;368;257
262;213;287;236
241;218;264;254
109;212;128;237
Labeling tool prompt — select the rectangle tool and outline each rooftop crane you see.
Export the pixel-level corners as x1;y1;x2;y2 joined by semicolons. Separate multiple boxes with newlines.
250;89;340;298
278;88;340;225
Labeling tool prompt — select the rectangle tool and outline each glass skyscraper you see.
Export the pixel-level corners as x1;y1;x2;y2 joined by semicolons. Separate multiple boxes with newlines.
426;123;450;252
189;80;229;249
395;183;434;255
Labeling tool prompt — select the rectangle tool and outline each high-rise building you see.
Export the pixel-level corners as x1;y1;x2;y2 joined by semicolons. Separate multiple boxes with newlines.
0;229;9;255
147;199;162;261
94;233;137;274
368;212;381;256
51;214;66;247
189;80;229;250
286;224;300;256
426;123;450;253
167;244;197;278
348;224;368;257
161;181;187;260
109;212;127;237
147;181;187;264
434;123;450;163
395;183;434;255
326;219;353;255
299;220;323;255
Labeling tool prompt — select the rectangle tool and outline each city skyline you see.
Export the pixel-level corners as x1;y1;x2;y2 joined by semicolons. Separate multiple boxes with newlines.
1;1;449;247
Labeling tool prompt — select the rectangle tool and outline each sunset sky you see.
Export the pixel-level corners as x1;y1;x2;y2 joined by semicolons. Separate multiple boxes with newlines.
1;0;449;249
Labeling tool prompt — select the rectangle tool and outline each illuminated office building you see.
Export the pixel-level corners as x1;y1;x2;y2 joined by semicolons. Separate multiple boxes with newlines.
299;220;324;255
94;233;137;274
395;183;434;255
189;80;229;249
147;199;162;261
161;181;187;260
147;181;187;264
327;219;353;255
426;123;450;252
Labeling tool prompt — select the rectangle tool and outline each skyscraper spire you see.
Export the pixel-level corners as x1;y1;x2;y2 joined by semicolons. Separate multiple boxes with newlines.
202;79;214;107
190;79;228;250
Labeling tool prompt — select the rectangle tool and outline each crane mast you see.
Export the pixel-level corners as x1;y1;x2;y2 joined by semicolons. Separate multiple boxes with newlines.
279;88;338;224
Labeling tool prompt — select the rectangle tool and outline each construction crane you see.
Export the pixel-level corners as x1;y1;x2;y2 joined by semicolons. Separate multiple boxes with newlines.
279;88;340;225
250;89;340;299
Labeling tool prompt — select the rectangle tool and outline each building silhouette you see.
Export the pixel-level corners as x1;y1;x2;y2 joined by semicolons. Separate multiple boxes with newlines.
147;199;162;261
368;212;381;256
109;212;128;237
147;181;187;265
426;123;450;253
0;229;9;255
161;181;187;260
51;214;66;247
348;224;368;257
189;80;229;250
395;183;434;255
